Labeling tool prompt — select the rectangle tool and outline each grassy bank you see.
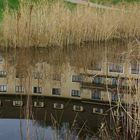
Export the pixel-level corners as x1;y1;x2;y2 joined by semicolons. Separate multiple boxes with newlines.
0;1;140;48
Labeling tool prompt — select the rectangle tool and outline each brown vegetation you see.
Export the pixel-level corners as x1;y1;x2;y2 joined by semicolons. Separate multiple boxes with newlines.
0;1;140;48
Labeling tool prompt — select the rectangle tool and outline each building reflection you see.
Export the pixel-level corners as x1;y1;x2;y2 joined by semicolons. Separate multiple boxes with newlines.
0;42;139;137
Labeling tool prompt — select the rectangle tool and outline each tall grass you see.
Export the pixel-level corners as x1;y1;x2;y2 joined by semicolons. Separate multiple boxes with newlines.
99;101;140;139
1;1;140;48
98;41;140;140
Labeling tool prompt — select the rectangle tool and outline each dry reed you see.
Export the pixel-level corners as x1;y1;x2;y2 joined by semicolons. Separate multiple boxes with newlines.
1;1;140;48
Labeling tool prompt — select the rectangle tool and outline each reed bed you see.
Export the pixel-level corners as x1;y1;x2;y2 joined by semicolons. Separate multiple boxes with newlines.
0;1;140;48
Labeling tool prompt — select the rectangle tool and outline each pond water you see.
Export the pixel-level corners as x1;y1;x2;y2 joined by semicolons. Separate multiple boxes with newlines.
0;42;139;140
0;119;82;140
0;96;105;140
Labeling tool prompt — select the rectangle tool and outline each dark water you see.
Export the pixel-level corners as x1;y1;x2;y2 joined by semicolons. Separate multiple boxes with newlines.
0;96;107;140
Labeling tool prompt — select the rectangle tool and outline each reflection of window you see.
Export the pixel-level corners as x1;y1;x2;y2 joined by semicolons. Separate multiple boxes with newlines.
0;56;3;63
91;89;101;100
111;93;123;101
113;110;124;117
16;73;24;78
0;85;7;92
93;108;103;114
53;103;64;109
112;78;117;85
131;63;139;74
73;105;84;112
71;90;80;97
88;62;102;71
72;75;82;82
109;63;123;73
52;88;61;95
13;101;23;107
34;101;44;108
15;86;24;93
52;74;61;81
0;71;6;77
111;93;118;101
33;87;42;94
33;72;42;79
93;77;102;84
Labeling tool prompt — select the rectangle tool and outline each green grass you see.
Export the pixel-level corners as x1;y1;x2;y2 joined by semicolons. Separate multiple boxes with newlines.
0;0;139;14
0;0;138;24
64;2;77;10
0;0;76;21
0;0;19;21
0;0;19;10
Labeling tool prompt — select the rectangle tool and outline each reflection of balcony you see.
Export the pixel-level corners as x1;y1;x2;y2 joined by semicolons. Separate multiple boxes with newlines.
81;82;115;91
81;82;136;93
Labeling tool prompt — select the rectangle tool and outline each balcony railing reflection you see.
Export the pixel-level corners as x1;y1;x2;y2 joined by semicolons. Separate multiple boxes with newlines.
81;76;138;94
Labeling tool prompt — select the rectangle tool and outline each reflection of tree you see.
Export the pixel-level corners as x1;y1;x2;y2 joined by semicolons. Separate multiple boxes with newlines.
0;42;134;70
0;43;138;73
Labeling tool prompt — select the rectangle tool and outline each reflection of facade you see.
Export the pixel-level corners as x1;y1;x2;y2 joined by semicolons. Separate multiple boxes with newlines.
81;62;139;104
0;53;139;105
0;95;105;131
